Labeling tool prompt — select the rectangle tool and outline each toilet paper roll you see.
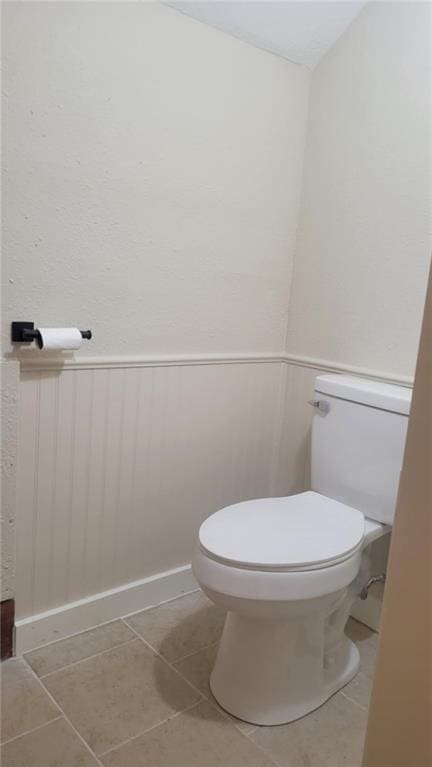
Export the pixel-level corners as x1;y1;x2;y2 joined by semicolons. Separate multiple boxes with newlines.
36;328;82;351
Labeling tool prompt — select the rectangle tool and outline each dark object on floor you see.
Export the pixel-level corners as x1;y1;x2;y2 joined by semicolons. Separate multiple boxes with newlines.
1;599;15;660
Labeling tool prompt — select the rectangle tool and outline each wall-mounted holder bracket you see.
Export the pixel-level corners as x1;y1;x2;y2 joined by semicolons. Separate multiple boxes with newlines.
11;321;37;343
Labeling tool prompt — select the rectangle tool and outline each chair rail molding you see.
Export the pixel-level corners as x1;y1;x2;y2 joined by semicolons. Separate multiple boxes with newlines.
16;350;414;386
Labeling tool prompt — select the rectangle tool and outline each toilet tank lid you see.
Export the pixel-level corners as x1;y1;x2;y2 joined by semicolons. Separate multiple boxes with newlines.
315;375;411;415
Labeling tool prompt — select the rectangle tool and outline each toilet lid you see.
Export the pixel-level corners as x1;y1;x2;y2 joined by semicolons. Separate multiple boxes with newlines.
198;491;365;571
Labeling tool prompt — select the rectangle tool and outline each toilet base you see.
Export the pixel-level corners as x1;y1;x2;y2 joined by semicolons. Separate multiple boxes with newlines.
209;608;360;726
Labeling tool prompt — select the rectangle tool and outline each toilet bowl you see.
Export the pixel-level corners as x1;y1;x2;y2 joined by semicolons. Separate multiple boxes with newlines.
193;374;411;726
193;492;386;725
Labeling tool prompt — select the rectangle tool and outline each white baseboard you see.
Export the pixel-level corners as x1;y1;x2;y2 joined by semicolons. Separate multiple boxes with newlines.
15;565;198;654
13;560;380;655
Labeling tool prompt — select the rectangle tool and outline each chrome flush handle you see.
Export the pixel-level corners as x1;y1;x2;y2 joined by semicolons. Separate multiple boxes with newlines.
307;399;330;414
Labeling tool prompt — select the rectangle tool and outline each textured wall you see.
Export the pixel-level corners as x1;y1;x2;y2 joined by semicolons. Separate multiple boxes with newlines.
1;361;19;600
286;1;432;378
2;1;309;358
3;1;429;630
2;0;309;618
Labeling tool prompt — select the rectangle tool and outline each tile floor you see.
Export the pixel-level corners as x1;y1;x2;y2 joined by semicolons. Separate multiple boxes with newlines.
1;590;378;767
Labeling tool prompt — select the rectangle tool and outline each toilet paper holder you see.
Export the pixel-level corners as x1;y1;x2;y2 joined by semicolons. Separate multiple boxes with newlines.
11;322;92;344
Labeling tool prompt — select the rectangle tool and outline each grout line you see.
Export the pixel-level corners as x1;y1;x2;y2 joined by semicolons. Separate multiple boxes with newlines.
210;702;258;738
121;618;261;739
37;638;138;679
242;729;281;767
18;617;131;656
15;616;278;767
120;619;207;703
17;591;203;680
170;639;220;665
340;689;369;712
98;700;203;758
23;659;105;767
0;715;64;747
18;588;200;656
120;587;200;621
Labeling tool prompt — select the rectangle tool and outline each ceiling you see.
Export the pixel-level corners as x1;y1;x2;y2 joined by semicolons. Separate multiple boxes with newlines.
165;1;367;69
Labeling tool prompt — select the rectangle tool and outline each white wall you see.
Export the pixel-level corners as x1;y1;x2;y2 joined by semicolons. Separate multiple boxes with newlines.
286;1;432;379
2;1;309;358
3;1;430;635
2;2;309;621
280;1;431;630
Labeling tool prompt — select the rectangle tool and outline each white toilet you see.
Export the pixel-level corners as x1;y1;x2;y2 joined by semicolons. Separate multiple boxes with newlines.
192;374;411;726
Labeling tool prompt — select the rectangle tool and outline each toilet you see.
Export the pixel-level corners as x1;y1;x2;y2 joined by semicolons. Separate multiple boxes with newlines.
192;374;411;726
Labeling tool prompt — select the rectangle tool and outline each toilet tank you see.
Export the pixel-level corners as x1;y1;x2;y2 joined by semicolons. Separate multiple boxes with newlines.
311;375;411;525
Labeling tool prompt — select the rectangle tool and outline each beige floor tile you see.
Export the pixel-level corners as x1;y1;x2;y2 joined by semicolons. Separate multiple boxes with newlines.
341;670;373;710
125;591;226;662
174;642;256;734
346;618;379;678
102;700;275;767
251;692;368;767
25;620;135;677
0;658;60;743
1;717;99;767
42;638;200;755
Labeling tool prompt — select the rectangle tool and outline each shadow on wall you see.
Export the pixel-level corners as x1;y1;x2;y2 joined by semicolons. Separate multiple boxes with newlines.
286;426;313;496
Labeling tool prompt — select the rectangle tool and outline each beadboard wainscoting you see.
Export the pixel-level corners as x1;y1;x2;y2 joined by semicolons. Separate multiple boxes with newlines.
14;354;412;647
15;357;285;626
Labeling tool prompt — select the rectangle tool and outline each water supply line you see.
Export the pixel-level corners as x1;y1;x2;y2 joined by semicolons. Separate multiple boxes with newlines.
360;574;386;600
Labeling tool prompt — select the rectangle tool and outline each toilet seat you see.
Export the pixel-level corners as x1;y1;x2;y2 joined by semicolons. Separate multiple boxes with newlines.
198;491;365;572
